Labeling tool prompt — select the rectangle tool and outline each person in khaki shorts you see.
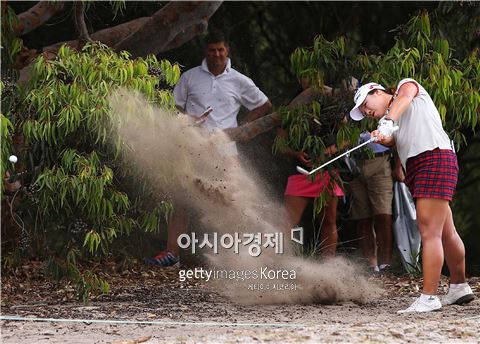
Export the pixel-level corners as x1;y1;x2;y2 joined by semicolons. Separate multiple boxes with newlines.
350;131;395;273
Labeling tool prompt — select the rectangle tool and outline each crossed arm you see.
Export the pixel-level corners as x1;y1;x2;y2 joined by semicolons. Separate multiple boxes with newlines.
241;100;273;124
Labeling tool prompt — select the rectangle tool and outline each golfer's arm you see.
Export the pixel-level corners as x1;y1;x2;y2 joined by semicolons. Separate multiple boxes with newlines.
387;95;413;122
386;83;417;122
243;100;273;123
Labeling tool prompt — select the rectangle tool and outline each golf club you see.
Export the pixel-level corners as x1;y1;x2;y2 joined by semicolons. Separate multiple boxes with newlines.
296;128;397;176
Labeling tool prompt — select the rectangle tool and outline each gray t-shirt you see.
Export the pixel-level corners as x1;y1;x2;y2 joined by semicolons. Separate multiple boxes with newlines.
393;78;452;168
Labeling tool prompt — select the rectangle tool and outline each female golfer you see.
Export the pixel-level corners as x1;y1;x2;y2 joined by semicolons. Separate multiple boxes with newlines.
350;79;474;313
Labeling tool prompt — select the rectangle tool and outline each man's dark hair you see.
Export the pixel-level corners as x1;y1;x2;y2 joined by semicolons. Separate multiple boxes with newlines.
205;31;228;46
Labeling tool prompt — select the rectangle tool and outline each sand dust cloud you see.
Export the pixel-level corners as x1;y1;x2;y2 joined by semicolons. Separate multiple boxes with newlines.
109;89;381;305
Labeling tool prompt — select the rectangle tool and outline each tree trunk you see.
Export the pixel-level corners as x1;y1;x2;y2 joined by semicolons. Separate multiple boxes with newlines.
113;1;223;57
14;1;65;36
74;1;91;46
19;1;222;83
43;17;150;54
42;1;223;58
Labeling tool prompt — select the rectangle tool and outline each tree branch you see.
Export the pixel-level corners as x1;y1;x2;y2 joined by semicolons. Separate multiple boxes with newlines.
74;1;91;46
14;1;65;36
161;22;208;52
43;1;222;57
113;1;223;58
21;1;222;83
224;82;357;143
43;17;150;54
224;88;322;142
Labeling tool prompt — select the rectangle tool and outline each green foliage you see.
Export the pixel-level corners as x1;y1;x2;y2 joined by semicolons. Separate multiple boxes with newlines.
108;1;126;18
45;249;110;303
435;2;480;60
1;6;21;194
278;11;479;216
273;97;358;213
23;44;178;150
1;5;22;70
405;249;422;276
1;251;21;271
356;12;480;150
76;270;110;304
290;35;355;90
2;42;180;301
275;36;361;213
0;113;14;196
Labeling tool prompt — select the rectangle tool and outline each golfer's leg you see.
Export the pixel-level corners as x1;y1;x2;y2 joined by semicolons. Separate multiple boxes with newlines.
442;205;466;284
319;197;338;258
356;217;377;266
284;195;309;255
374;213;393;266
167;208;188;256
416;198;449;294
284;195;309;228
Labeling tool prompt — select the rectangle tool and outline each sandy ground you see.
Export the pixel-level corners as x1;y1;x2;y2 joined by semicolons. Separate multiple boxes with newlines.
1;265;479;343
1;301;480;343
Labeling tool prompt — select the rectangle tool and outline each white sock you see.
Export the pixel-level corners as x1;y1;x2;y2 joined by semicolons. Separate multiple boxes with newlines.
450;283;467;289
420;293;437;302
379;264;390;270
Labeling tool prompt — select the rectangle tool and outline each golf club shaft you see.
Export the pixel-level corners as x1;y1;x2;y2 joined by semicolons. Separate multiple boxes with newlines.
303;137;376;175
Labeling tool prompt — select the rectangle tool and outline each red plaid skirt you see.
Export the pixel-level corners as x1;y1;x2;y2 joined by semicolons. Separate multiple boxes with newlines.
405;148;458;201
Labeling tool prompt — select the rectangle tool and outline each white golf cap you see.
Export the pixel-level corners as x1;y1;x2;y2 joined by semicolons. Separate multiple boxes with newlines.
349;82;386;121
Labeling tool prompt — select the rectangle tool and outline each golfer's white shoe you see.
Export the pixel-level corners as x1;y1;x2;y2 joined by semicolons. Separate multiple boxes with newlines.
397;295;442;314
442;284;475;305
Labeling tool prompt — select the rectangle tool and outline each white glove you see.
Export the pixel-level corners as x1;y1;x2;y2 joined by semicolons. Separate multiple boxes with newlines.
377;116;399;137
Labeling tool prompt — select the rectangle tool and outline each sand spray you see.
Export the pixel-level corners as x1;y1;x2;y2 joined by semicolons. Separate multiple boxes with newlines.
109;89;380;304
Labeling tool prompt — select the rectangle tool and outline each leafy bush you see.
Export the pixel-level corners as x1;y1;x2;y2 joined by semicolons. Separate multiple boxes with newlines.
2;42;179;301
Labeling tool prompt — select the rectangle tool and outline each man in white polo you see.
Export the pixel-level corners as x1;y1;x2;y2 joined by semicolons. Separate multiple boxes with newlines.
174;31;271;131
146;31;272;266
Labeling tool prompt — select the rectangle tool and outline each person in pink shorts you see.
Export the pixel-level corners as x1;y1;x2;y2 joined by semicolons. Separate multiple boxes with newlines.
283;154;344;258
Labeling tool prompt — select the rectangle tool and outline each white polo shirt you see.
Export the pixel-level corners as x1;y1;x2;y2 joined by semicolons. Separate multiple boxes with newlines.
393;78;452;167
173;58;269;130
